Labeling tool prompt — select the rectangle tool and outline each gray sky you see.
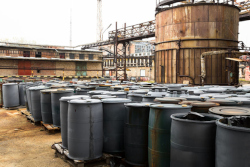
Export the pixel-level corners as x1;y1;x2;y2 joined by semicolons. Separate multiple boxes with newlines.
0;0;249;47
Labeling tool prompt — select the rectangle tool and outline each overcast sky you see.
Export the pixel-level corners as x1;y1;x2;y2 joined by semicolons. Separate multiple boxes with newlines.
0;0;249;47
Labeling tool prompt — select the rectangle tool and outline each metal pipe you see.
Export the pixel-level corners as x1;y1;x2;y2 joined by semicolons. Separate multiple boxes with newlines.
200;50;249;86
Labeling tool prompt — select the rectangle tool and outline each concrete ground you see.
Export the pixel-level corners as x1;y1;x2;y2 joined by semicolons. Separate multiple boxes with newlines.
0;107;69;167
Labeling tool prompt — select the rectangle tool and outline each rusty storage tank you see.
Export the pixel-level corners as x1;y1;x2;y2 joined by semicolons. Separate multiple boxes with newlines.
148;104;191;167
124;103;153;166
68;99;103;160
155;3;240;85
51;89;74;127
2;83;19;108
101;98;131;153
170;112;222;167
29;87;48;121
18;82;26;106
40;89;57;124
216;116;250;167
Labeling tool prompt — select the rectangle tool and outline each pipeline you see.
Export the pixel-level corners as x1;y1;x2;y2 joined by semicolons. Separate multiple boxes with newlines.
200;50;249;86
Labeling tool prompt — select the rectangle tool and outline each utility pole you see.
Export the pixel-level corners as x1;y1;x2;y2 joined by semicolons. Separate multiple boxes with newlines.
97;0;103;42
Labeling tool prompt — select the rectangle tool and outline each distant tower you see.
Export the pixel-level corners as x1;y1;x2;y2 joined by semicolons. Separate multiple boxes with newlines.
70;7;72;46
97;0;103;42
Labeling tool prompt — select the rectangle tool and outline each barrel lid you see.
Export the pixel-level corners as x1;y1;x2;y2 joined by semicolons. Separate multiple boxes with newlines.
3;83;18;86
225;97;250;104
205;88;227;93
155;97;186;102
40;89;57;93
207;99;242;105
104;92;126;95
29;86;48;90
124;102;155;107
51;88;74;93
184;96;207;101
60;96;82;101
102;98;132;103
209;106;250;116
191;102;219;107
130;89;149;94
70;95;91;99
142;94;163;98
171;113;222;123
127;94;144;97
88;90;108;94
179;101;201;105
92;95;116;99
69;99;102;104
150;104;192;109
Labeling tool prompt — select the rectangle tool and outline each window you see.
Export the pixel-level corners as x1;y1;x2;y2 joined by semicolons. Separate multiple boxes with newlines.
69;53;75;59
59;53;65;59
89;54;93;60
35;52;41;58
23;51;30;57
79;54;85;59
140;69;146;76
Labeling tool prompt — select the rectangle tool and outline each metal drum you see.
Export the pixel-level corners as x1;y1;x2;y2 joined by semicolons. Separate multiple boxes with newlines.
154;97;186;104
148;104;191;167
104;92;127;98
207;99;242;106
87;90;108;97
51;89;74;127
2;83;19;108
124;103;153;166
91;95;116;99
29;87;48;121
60;96;88;149
142;95;163;102
40;89;56;124
216;117;250;167
127;94;144;102
26;86;32;113
23;82;34;110
102;98;132;153
191;102;219;113
209;106;250;117
170;113;222;167
18;82;26;106
225;97;250;108
68;99;103;160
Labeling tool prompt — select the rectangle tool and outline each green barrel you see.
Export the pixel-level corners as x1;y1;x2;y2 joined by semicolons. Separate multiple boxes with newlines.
148;104;191;167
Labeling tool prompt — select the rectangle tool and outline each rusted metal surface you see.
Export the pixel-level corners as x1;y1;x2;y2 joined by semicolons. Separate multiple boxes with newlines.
155;4;240;85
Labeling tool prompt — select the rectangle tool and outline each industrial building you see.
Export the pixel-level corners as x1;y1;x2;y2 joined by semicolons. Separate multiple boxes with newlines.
0;42;103;79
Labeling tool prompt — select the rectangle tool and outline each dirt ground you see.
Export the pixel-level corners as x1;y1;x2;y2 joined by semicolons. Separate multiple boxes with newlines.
0;107;69;167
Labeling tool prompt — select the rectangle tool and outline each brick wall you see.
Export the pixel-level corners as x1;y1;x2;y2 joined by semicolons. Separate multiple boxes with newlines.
87;62;102;76
31;60;56;75
0;60;18;76
56;62;75;76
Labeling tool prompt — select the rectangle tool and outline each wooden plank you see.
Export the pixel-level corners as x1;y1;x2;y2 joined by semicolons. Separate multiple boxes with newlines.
172;50;177;83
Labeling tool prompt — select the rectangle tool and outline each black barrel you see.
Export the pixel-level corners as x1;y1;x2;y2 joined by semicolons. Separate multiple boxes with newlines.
124;103;153;166
23;82;33;111
148;104;191;167
40;89;56;124
60;96;87;149
216;117;250;167
2;83;19;108
102;98;132;153
68;99;103;160
18;82;26;106
104;92;127;98
170;113;222;167
29;87;48;121
51;89;74;127
142;95;163;102
127;94;144;102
